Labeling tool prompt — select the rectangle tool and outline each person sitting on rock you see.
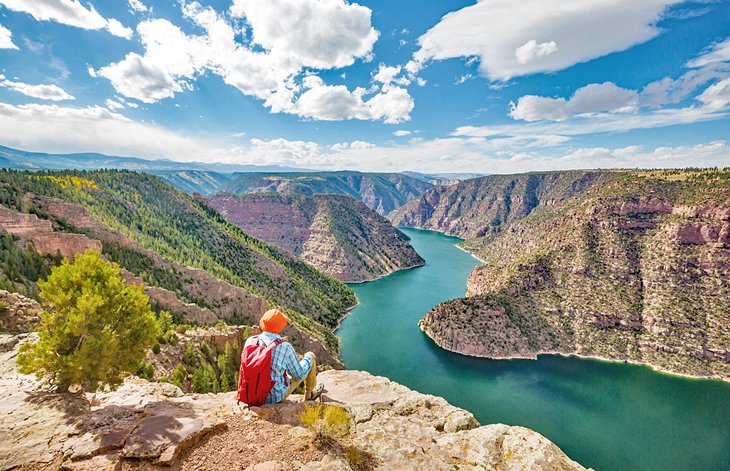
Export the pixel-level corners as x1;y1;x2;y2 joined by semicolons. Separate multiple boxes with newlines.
243;308;324;404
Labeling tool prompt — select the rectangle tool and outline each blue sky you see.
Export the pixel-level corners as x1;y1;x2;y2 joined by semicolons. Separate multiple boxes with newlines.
0;0;729;173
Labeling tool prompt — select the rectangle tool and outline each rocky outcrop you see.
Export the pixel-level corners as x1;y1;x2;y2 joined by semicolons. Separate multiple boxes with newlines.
0;334;231;470
206;194;424;283
220;171;433;215
253;370;585;470
669;222;730;246
0;335;586;470
0;289;41;333
420;170;730;381
0;205;101;259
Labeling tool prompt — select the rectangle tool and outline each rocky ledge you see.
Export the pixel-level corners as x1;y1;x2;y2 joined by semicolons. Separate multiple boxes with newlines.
0;335;586;470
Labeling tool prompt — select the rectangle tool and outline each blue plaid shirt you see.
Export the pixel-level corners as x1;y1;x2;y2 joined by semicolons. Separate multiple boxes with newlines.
244;332;313;404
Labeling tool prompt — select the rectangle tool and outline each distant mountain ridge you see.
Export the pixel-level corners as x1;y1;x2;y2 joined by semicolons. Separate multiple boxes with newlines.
0;145;313;173
153;170;233;195
206;193;425;283
0;146;462;210
220;171;434;215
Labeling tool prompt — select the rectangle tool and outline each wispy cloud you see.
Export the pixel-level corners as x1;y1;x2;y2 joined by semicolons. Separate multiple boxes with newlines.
0;75;74;101
0;0;133;39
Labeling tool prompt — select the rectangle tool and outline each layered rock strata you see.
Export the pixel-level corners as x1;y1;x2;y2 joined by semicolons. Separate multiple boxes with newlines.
0;205;101;259
207;193;424;282
412;171;730;381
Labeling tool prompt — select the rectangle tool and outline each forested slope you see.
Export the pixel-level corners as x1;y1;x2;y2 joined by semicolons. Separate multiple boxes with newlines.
0;170;356;360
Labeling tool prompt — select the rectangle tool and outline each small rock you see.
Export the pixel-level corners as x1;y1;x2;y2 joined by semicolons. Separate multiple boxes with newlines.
443;412;479;433
60;453;121;471
245;460;285;471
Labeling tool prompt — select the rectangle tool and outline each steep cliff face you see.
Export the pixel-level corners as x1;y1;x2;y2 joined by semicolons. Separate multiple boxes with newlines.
0;205;102;259
206;193;424;283
389;171;610;238
0;334;586;470
221;171;433;215
419;170;730;381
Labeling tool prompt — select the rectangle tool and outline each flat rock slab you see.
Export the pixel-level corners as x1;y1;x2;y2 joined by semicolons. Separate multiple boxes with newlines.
91;377;184;409
122;401;225;464
0;336;88;470
319;370;401;405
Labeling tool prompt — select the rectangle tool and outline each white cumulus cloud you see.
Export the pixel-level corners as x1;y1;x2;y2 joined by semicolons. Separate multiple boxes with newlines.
0;75;74;101
94;0;406;122
373;64;410;87
510;82;638;121
276;75;413;123
229;0;378;69
0;0;133;39
639;63;730;107
697;78;730;110
104;98;125;111
413;0;681;81
0;24;18;49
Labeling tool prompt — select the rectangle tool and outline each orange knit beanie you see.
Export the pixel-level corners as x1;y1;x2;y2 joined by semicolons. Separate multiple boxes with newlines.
259;308;288;333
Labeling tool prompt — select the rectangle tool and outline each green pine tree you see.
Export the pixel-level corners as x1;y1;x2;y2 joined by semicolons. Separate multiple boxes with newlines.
16;251;159;392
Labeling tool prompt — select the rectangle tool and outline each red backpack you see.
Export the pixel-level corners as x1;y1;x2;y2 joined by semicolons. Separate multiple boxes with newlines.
237;336;284;406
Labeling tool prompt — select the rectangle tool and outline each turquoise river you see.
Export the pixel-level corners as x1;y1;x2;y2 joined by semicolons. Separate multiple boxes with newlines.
337;229;730;471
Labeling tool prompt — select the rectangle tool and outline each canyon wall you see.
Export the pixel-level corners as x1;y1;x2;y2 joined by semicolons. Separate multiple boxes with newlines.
207;193;424;283
220;171;433;215
412;171;730;380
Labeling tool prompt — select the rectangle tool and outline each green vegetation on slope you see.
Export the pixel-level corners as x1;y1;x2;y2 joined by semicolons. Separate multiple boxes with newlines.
0;235;58;299
0;170;356;356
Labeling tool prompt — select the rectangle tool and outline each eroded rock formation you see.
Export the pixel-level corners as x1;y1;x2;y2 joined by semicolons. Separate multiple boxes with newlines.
412;171;730;381
0;205;101;259
207;194;424;282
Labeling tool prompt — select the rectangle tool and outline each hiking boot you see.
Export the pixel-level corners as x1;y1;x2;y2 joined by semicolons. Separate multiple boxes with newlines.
305;384;324;401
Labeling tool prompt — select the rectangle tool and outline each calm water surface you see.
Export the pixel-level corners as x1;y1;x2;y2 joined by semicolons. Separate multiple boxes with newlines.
338;229;730;471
